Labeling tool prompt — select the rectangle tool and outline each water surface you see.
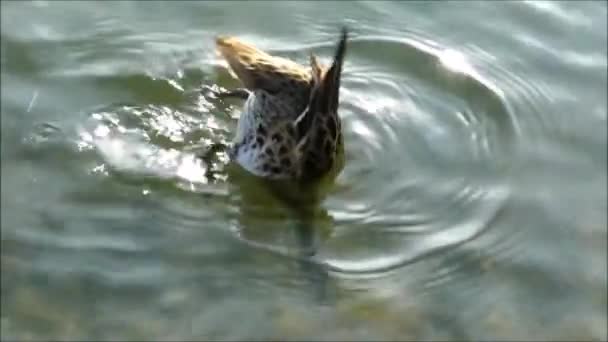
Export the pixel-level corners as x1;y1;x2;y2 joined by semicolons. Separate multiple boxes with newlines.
1;1;606;340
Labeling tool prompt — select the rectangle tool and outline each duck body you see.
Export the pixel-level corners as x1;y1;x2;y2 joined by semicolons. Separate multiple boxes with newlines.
216;29;348;183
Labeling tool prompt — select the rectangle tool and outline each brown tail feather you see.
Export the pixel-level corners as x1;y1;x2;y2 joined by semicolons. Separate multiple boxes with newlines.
319;27;347;115
295;27;348;139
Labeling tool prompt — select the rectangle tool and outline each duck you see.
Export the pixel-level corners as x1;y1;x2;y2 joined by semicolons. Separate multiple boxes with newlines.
213;28;348;183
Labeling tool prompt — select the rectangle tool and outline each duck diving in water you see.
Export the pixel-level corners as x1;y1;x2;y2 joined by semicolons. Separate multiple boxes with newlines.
213;28;348;183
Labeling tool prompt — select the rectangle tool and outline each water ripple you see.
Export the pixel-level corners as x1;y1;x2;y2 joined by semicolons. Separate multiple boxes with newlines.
219;35;517;276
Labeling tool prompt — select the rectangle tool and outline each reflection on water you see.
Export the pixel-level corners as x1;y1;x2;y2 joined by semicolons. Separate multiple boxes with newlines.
1;1;606;340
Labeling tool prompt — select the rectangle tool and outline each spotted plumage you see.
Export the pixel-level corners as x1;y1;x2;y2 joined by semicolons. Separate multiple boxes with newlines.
215;28;348;182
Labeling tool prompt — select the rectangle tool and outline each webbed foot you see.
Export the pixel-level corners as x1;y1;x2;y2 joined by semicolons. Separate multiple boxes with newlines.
197;142;229;162
202;85;250;100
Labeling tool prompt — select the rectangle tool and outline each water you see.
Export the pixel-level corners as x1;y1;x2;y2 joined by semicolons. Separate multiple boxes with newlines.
1;1;606;340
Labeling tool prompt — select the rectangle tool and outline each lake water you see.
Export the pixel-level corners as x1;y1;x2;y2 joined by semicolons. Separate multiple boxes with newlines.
1;1;606;340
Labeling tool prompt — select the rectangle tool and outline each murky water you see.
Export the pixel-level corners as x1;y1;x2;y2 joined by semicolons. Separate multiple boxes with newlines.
1;1;606;340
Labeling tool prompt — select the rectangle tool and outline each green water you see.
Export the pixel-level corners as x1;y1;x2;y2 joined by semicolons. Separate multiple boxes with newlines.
1;1;606;340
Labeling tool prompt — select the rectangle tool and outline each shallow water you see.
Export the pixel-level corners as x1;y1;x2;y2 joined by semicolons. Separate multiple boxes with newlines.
1;1;606;340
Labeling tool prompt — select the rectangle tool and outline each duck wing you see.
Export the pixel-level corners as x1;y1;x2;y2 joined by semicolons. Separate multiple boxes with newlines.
215;35;312;95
